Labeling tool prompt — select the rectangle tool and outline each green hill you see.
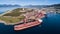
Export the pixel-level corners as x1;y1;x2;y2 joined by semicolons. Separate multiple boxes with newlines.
3;8;26;17
0;8;27;24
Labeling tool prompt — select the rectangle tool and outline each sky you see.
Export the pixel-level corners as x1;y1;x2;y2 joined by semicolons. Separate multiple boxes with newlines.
0;0;60;6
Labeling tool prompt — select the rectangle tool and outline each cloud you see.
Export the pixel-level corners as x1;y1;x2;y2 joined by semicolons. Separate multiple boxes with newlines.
0;0;60;5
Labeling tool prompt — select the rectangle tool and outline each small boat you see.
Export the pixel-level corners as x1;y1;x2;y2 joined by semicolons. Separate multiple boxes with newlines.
14;19;42;30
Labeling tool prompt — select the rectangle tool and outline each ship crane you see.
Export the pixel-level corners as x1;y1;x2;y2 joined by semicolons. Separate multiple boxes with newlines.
23;10;46;22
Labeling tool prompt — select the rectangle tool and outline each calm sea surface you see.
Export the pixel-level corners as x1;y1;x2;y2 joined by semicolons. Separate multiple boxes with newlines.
0;6;21;14
0;7;60;34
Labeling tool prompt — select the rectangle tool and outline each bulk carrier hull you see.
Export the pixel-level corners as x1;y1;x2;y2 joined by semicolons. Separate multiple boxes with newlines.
14;19;42;31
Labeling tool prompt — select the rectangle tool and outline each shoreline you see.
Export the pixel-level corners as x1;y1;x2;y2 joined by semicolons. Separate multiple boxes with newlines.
0;20;16;25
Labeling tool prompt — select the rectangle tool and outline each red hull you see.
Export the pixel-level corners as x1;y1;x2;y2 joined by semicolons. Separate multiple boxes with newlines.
14;20;41;30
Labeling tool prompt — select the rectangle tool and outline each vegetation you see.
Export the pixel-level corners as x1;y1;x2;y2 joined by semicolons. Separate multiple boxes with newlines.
0;8;26;24
0;16;25;23
3;8;26;17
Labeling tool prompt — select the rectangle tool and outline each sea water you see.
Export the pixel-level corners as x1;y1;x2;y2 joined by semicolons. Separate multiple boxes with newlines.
0;6;20;14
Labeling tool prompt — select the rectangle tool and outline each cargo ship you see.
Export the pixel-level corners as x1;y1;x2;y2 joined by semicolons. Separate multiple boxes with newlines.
14;19;42;30
14;9;46;31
